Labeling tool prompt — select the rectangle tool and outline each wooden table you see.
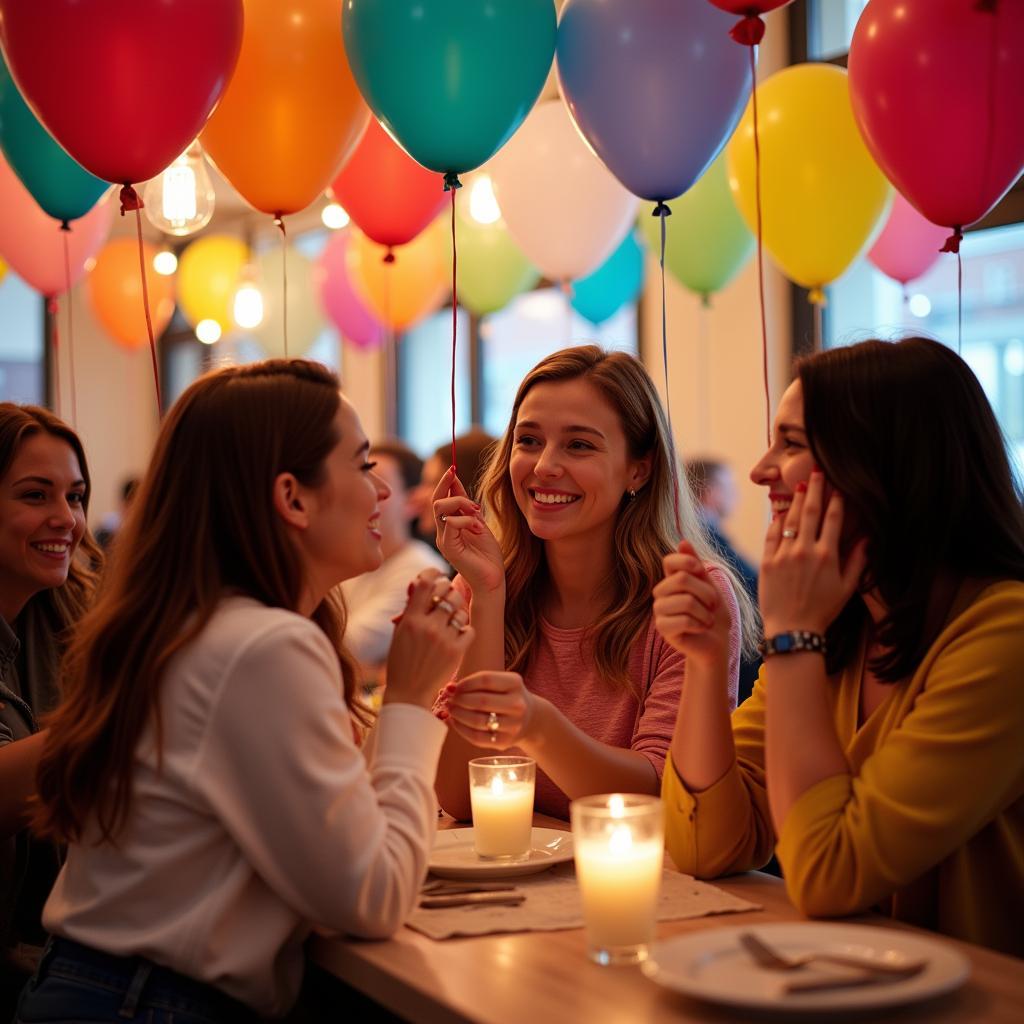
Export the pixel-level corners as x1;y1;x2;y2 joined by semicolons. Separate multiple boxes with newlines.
310;817;1024;1023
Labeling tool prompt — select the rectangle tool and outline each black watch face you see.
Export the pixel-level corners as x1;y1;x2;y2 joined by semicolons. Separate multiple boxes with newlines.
775;635;795;652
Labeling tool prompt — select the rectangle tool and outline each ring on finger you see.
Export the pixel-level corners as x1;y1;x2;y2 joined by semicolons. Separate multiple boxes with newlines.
447;614;469;635
781;528;798;539
434;598;456;616
438;513;448;524
486;711;500;734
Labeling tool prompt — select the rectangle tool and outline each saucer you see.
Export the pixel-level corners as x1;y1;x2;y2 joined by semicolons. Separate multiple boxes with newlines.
428;827;574;879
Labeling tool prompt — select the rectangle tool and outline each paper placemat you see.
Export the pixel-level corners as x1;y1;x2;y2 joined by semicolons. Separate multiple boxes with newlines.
407;863;761;940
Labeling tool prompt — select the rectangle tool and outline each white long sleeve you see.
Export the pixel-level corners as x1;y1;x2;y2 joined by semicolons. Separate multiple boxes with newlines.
44;597;445;1016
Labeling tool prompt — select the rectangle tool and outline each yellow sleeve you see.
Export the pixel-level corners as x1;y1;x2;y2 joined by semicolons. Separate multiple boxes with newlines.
777;585;1024;917
663;668;775;877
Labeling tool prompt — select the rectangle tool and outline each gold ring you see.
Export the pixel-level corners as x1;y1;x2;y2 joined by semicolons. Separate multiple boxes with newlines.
782;528;797;539
486;711;500;733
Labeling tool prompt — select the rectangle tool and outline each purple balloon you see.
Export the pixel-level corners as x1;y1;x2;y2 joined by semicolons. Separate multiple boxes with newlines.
315;230;385;352
557;0;752;202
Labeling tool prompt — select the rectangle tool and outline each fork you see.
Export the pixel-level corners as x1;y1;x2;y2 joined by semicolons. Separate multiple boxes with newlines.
739;932;927;978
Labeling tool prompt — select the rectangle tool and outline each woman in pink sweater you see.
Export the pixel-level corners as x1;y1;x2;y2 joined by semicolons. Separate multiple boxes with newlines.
433;346;753;820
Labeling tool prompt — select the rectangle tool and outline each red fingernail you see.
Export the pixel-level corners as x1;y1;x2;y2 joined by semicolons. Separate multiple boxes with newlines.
444;682;457;692
407;583;415;598
390;614;403;625
796;481;808;493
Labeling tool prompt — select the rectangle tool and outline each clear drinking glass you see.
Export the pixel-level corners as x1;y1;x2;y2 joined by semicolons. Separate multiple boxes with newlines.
468;756;536;861
570;793;664;965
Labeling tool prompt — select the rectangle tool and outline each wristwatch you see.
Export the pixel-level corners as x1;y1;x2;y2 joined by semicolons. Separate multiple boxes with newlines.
757;630;827;658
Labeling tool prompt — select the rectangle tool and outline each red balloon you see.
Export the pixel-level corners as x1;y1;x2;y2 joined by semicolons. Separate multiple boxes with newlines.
849;0;1024;233
329;118;446;251
707;0;793;44
0;0;243;185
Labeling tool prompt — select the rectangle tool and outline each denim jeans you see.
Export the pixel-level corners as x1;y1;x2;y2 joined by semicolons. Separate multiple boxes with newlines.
14;938;262;1024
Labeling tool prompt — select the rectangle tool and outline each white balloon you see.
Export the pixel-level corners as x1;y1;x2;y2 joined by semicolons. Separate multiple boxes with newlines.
252;246;326;358
487;99;639;282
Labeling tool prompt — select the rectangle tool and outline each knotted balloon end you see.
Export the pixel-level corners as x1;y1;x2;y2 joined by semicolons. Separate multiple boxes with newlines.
383;248;396;265
443;171;463;193
652;201;672;219
59;220;71;233
940;226;963;254
119;185;143;216
973;0;997;13
729;15;766;47
700;293;712;310
46;297;59;317
808;287;827;307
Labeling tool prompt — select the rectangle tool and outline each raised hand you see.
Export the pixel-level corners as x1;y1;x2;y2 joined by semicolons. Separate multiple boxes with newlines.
431;467;505;595
759;471;868;637
385;570;475;708
438;670;536;750
653;540;732;665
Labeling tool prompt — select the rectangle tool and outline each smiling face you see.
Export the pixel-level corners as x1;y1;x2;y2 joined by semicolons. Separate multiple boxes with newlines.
0;431;87;621
508;377;650;546
299;397;391;592
749;379;815;519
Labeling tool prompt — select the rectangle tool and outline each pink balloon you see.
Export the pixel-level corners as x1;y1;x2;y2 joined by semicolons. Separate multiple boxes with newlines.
0;152;112;297
314;231;385;352
867;192;950;286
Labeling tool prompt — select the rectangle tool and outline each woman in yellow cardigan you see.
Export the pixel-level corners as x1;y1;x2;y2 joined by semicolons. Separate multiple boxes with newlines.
654;336;1024;956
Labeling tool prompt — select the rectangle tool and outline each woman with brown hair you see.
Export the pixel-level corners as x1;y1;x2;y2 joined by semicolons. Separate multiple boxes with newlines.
655;336;1024;955
17;360;475;1022
431;345;756;821
0;404;99;1019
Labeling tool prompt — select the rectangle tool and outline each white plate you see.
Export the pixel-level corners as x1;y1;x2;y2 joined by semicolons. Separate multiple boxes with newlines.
642;922;970;1013
428;827;574;879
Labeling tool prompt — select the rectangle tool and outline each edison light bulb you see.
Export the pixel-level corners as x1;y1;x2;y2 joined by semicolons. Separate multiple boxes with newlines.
143;141;216;236
196;319;222;345
233;276;264;330
469;175;501;225
321;202;350;229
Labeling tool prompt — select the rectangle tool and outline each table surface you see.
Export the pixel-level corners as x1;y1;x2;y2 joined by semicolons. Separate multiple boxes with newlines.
310;816;1024;1024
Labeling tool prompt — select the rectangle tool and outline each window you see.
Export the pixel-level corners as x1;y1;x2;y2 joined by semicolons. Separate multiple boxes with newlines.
0;273;45;404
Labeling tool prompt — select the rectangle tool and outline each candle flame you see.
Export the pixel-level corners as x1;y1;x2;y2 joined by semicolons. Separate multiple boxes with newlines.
609;794;626;818
490;775;505;796
609;824;633;856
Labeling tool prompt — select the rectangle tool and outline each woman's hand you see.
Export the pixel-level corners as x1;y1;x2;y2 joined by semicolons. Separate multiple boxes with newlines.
759;471;868;637
439;670;538;750
384;570;475;708
431;467;505;596
653;541;732;665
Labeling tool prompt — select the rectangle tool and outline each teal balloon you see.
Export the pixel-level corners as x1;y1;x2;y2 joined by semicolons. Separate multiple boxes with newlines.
343;0;556;177
637;151;754;302
571;230;645;325
0;53;109;223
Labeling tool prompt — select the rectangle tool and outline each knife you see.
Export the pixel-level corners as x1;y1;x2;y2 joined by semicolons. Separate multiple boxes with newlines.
419;892;526;909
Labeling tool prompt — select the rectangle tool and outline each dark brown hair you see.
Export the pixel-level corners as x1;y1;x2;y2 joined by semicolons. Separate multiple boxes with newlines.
35;360;368;843
0;403;100;635
798;337;1024;681
480;345;757;692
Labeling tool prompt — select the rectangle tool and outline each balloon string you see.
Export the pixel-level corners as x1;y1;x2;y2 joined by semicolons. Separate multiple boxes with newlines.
653;201;681;539
446;177;460;478
275;216;289;358
120;186;162;414
61;225;78;428
697;297;710;450
749;42;770;448
47;297;61;419
957;249;963;355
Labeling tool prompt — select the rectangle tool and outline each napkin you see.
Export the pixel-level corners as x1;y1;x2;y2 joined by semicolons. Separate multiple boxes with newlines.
407;863;760;941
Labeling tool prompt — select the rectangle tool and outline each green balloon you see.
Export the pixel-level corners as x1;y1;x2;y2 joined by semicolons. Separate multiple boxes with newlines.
0;53;109;223
343;0;556;177
638;151;754;302
452;208;539;317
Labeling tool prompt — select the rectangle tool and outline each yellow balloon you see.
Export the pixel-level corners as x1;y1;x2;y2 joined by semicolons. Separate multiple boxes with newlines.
177;235;249;330
726;63;891;298
347;218;450;330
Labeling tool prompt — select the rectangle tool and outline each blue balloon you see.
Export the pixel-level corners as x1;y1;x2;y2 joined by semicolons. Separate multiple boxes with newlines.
558;0;752;202
571;230;645;325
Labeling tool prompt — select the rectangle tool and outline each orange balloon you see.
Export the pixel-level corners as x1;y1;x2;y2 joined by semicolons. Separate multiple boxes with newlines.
347;219;450;330
201;0;370;217
87;238;175;350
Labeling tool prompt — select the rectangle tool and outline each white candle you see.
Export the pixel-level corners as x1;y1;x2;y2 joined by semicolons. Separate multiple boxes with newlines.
470;774;535;859
575;824;663;949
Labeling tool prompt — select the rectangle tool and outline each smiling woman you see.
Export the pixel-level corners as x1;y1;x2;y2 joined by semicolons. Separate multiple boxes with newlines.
0;403;99;1018
431;345;758;822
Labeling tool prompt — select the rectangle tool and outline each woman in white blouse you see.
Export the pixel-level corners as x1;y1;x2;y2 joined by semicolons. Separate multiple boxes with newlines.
17;360;475;1022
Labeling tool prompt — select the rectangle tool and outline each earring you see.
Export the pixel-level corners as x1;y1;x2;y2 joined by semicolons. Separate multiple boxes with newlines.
628;489;637;500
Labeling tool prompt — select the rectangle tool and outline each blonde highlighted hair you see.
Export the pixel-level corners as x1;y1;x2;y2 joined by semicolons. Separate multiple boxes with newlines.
479;345;758;693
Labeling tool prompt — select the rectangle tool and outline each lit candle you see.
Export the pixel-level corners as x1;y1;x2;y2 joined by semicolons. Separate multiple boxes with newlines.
571;794;664;965
469;757;536;860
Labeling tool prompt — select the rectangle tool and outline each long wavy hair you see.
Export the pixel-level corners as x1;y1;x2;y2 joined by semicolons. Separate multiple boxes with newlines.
35;360;368;844
0;403;100;638
479;345;758;693
799;337;1024;682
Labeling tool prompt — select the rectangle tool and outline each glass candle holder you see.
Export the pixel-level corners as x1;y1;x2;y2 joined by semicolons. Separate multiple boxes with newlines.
570;793;664;966
468;756;536;861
